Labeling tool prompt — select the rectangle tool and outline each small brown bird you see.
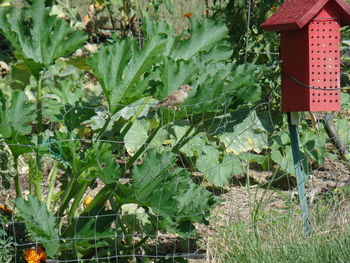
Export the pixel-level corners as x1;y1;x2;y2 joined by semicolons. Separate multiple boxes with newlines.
156;84;193;110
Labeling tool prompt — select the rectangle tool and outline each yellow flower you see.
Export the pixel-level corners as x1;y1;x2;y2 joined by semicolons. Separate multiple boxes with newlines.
83;195;93;208
23;247;46;263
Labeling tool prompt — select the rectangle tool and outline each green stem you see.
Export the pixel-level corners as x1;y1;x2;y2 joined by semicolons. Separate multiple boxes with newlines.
46;161;58;211
117;216;130;245
118;97;151;140
36;77;43;201
62;184;114;237
14;159;22;198
67;181;91;219
34;180;42;201
171;123;198;153
96;115;111;140
126;236;149;250
57;173;76;218
124;125;161;172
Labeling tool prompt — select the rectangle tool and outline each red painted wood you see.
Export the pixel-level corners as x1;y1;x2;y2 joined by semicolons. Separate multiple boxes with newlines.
261;0;350;31
261;0;346;111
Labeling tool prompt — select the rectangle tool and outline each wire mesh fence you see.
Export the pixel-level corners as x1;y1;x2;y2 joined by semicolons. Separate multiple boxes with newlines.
1;0;350;262
1;96;350;262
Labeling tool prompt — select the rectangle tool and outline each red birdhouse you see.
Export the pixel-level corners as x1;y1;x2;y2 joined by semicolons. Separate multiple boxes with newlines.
262;0;350;112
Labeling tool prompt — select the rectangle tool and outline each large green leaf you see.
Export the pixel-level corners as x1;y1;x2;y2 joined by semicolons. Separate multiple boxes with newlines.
87;36;166;112
131;149;218;231
196;145;243;186
0;0;87;77
170;19;229;61
210;109;273;155
157;58;199;99
124;119;149;156
0;91;36;137
15;196;60;257
46;79;95;131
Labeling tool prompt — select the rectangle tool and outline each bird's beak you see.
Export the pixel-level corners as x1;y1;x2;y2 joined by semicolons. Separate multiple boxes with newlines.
188;86;193;90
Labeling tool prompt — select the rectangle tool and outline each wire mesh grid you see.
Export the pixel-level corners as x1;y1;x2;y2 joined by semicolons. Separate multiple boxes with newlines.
1;0;350;262
1;94;350;262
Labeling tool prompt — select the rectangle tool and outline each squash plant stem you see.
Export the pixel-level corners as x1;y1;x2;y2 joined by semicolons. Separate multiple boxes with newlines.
14;159;22;198
35;77;43;201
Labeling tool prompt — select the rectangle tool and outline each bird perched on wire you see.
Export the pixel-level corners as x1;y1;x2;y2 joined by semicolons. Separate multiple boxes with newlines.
155;84;193;110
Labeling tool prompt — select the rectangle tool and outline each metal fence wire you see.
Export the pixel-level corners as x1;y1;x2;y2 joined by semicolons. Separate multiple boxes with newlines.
1;0;350;263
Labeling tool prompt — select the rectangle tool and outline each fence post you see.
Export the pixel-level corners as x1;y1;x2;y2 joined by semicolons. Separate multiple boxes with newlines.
287;112;312;236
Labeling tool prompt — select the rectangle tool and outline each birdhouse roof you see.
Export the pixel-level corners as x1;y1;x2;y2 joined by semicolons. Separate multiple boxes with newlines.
261;0;350;31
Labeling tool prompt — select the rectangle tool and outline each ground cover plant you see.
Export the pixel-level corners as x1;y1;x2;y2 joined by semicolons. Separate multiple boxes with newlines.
208;185;350;263
0;0;350;262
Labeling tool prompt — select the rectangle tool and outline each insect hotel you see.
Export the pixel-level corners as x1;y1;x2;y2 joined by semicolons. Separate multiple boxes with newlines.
261;0;350;112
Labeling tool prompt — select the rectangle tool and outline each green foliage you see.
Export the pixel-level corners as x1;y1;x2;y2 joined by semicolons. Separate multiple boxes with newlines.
0;91;35;138
15;196;60;257
170;19;229;61
131;149;219;232
196;145;243;186
210;197;350;263
86;37;166;112
0;0;87;78
0;207;15;263
0;0;342;260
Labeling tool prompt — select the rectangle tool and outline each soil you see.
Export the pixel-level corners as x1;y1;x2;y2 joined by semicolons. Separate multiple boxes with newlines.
1;157;349;262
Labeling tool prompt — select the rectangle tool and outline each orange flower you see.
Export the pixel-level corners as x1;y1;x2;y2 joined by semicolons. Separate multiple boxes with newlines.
0;204;12;214
183;12;192;18
23;247;46;263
